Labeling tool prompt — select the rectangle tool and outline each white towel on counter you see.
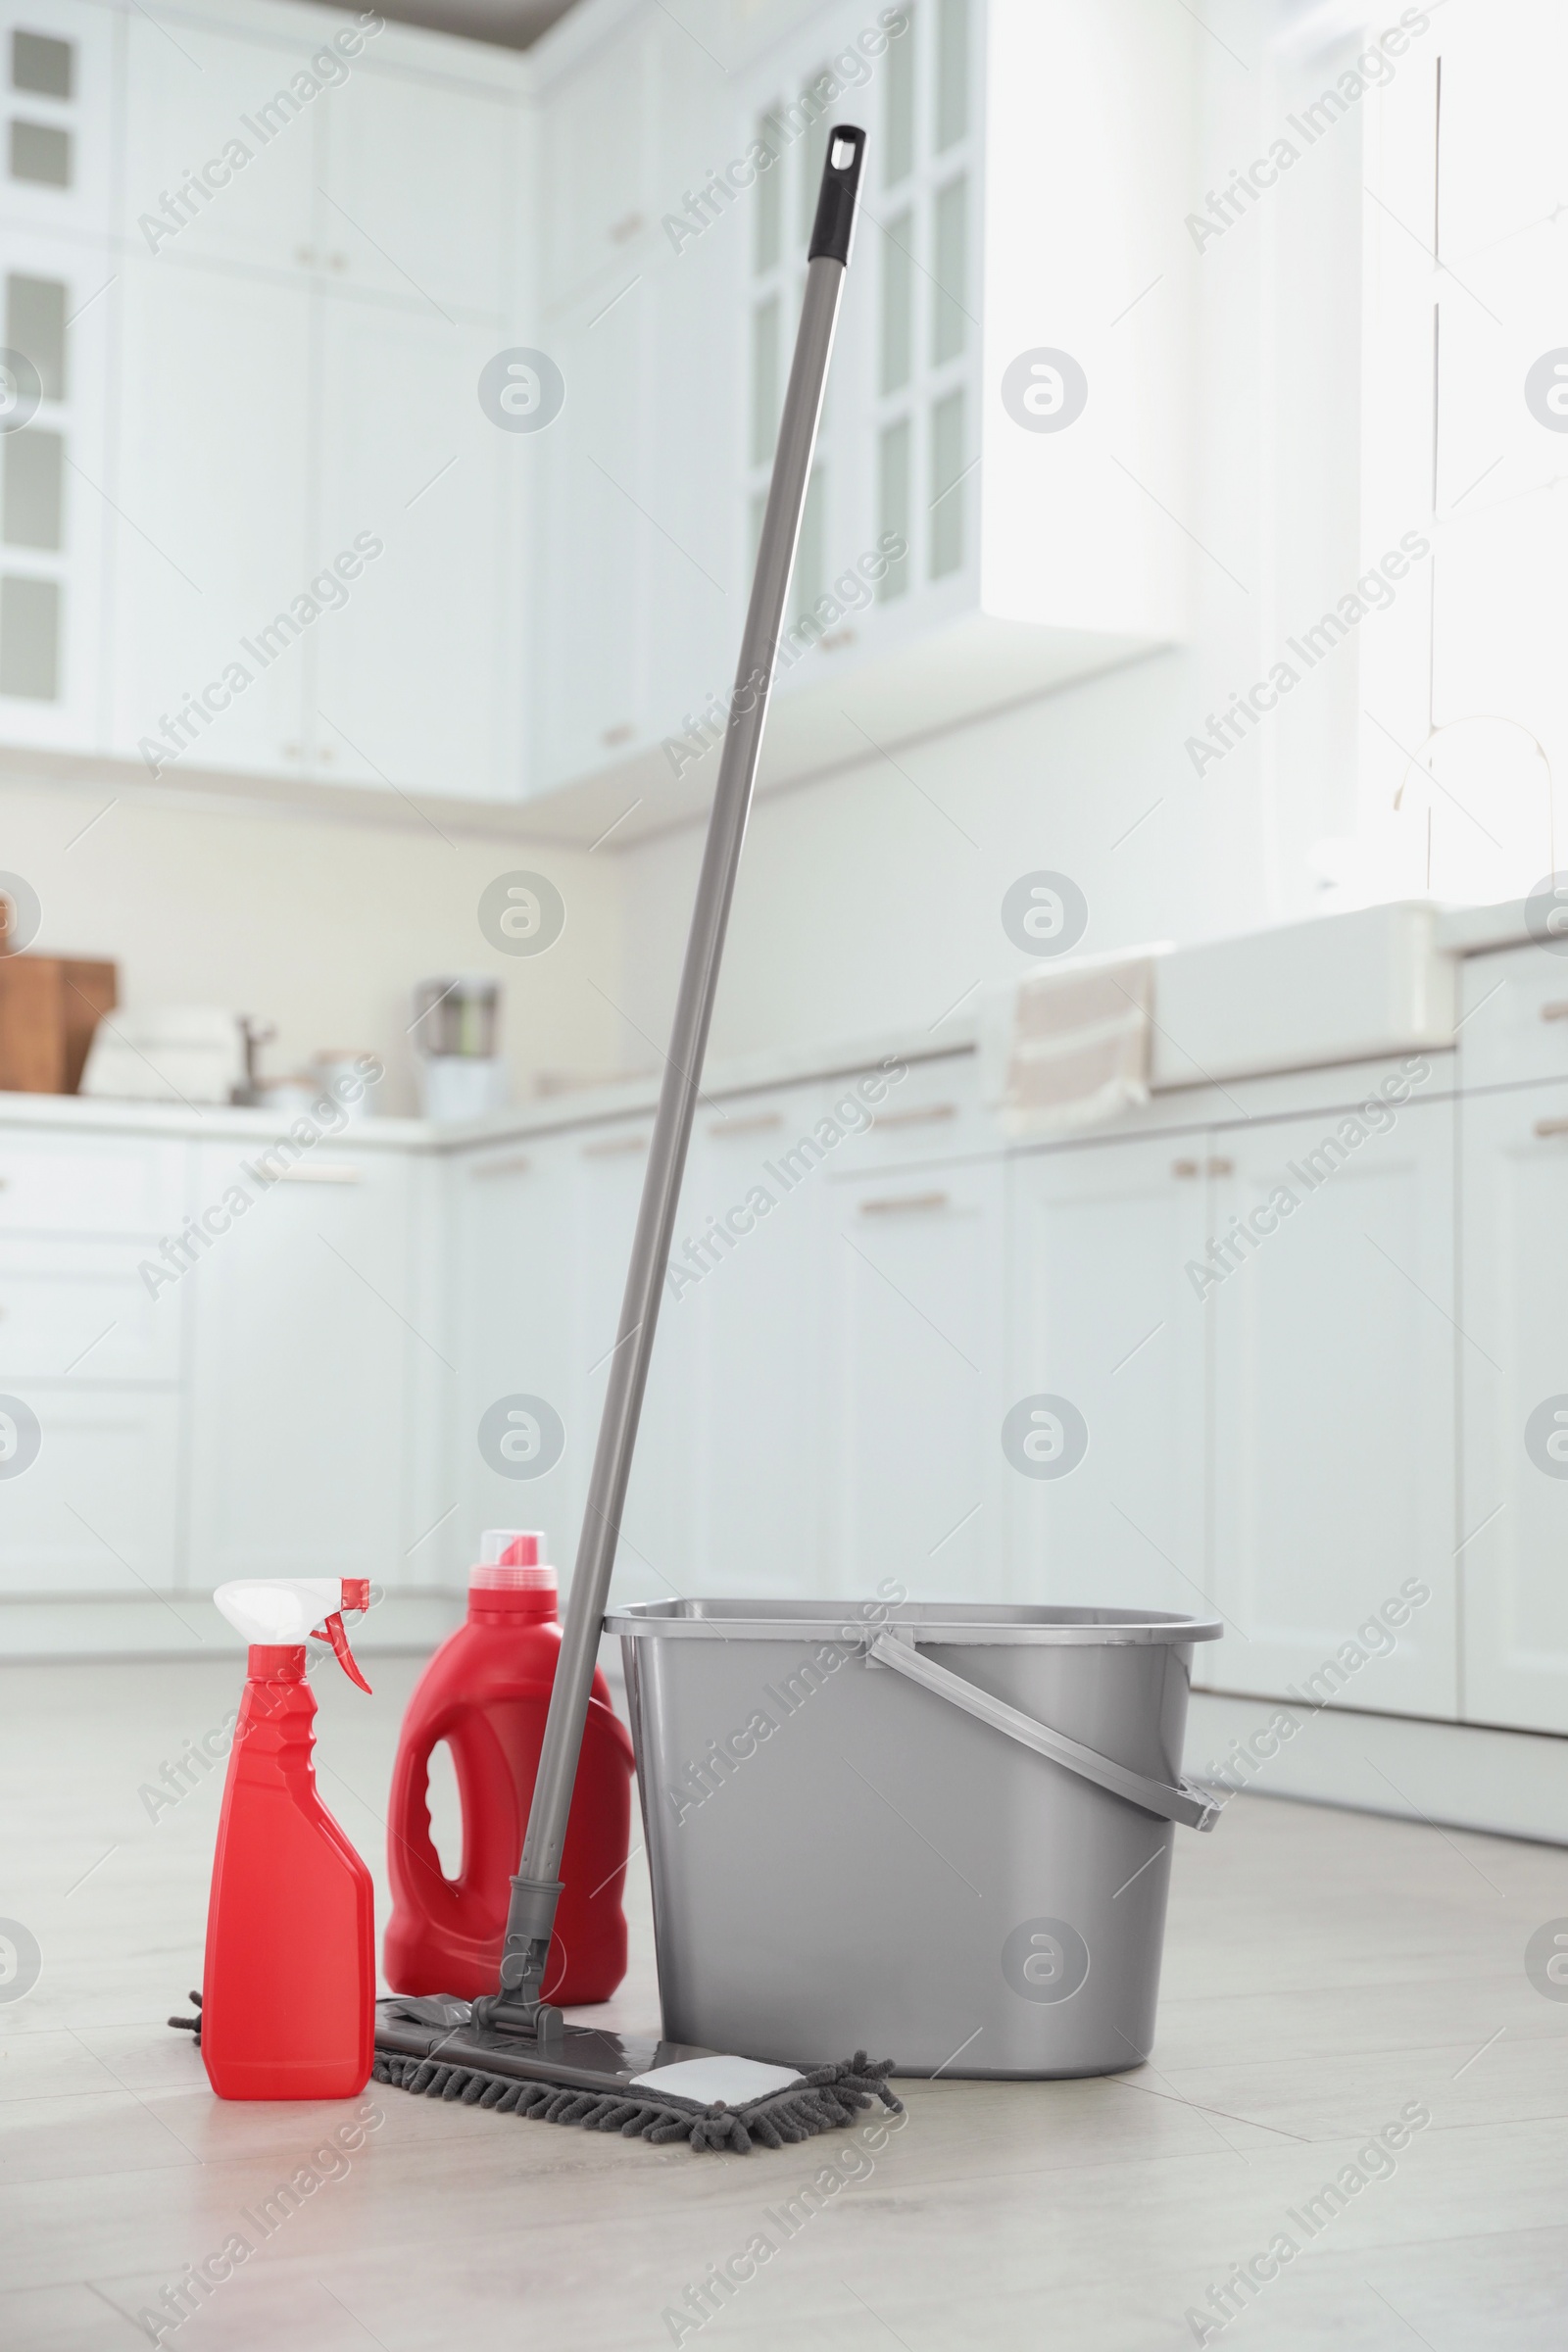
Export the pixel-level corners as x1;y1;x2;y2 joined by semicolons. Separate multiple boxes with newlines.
980;947;1170;1138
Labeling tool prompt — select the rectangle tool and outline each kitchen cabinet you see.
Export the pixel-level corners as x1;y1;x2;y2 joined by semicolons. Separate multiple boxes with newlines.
312;299;521;798
1007;1131;1208;1624
107;257;314;775
531;276;653;788
0;0;114;240
0;225;112;746
662;1088;832;1596
318;60;517;319
566;1113;698;1594
539;14;656;311
184;1139;416;1589
1208;1100;1458;1720
119;16;318;274
453;1129;583;1578
821;1154;1007;1601
1457;1078;1568;1734
0;1387;181;1597
524;0;1195;825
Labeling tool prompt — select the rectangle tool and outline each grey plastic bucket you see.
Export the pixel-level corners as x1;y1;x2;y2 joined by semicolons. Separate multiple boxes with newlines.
608;1598;1223;2079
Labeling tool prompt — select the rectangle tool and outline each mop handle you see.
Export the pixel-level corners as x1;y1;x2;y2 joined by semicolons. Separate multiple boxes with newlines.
493;127;868;2011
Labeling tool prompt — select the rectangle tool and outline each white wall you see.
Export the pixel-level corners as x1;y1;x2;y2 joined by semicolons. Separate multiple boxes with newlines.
0;772;626;1112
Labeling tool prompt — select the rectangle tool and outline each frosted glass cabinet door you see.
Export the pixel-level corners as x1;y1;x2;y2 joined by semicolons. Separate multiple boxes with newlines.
1458;1082;1568;1734
1006;1133;1209;1626
107;259;312;776
312;302;519;799
1208;1097;1457;1718
822;1160;1007;1603
185;1143;415;1587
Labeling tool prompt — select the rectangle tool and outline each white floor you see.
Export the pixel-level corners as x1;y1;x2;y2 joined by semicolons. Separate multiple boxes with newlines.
3;1654;1568;2350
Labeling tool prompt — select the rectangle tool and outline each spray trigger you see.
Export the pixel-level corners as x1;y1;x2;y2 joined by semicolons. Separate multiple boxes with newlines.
319;1600;371;1693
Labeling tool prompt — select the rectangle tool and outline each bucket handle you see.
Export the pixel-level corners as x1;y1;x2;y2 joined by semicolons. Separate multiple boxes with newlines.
866;1632;1220;1833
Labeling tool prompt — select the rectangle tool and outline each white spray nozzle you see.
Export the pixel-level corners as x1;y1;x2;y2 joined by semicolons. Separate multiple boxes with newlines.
214;1579;371;1690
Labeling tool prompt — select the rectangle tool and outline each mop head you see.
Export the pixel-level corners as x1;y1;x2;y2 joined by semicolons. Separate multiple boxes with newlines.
371;2044;900;2154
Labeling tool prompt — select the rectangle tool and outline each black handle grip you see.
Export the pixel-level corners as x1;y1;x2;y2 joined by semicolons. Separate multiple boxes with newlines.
808;123;866;266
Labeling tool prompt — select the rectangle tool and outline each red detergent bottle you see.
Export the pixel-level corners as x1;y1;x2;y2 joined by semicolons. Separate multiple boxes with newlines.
384;1531;633;2004
202;1578;375;2100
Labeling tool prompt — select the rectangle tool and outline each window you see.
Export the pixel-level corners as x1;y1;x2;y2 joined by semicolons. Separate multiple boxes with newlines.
1355;0;1568;903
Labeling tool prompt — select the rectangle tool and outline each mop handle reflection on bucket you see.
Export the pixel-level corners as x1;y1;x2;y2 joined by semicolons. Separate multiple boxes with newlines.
479;127;869;2032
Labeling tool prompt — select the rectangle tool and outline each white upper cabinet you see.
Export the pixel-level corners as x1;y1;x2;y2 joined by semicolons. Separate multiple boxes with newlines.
0;225;111;747
532;274;652;787
0;0;114;238
540;17;656;310
107;258;313;776
312;300;522;799
318;60;517;318
520;0;1196;825
120;17;319;273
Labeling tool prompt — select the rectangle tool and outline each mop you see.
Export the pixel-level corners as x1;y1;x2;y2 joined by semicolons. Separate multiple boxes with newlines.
373;124;901;2153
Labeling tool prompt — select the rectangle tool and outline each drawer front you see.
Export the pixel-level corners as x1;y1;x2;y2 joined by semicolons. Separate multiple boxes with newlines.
0;1388;181;1595
1458;945;1568;1091
0;1241;184;1382
0;1131;187;1235
826;1055;986;1173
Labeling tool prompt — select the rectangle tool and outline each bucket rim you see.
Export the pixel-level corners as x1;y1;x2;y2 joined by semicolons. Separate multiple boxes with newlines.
605;1598;1223;1645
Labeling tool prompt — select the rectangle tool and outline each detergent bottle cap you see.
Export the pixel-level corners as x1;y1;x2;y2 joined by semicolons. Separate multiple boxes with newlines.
214;1578;372;1690
471;1530;557;1595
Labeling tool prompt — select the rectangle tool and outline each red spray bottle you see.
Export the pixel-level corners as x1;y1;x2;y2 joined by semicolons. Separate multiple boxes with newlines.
201;1578;374;2100
384;1532;633;2004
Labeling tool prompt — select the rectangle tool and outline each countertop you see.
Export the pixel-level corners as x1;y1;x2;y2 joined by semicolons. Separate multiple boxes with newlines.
0;895;1543;1152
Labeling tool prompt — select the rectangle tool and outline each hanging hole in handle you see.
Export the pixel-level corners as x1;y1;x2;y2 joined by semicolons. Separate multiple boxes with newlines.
830;133;858;170
425;1738;464;1882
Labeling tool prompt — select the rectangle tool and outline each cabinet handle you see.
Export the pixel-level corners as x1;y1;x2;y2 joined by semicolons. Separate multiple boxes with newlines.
708;1111;783;1137
1534;1117;1568;1139
1206;1156;1234;1176
582;1134;649;1157
608;211;645;243
275;1163;362;1184
471;1152;532;1178
601;722;634;748
1542;1002;1568;1023
1170;1157;1200;1179
858;1190;950;1215
295;244;316;265
871;1102;957;1129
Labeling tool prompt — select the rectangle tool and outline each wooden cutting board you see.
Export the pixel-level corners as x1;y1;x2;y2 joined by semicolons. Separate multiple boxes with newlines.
0;956;119;1094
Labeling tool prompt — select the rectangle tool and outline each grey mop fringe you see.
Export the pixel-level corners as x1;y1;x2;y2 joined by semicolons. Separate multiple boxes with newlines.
371;2047;902;2153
